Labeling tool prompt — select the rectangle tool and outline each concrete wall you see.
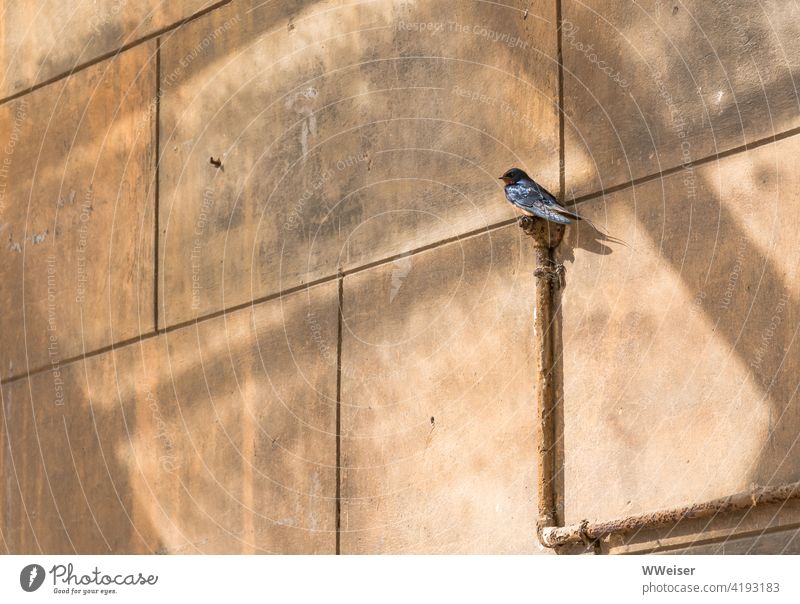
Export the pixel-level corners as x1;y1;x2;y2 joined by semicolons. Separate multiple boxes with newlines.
1;0;798;554
557;0;800;553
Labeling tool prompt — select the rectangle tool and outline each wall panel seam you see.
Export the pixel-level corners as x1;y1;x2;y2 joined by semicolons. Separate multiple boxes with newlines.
0;0;233;109
3;126;800;385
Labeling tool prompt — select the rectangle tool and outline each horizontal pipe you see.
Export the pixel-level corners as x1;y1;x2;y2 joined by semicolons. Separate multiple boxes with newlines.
540;481;800;548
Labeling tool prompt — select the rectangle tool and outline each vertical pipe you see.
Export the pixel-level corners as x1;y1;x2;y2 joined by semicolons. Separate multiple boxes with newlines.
520;217;564;542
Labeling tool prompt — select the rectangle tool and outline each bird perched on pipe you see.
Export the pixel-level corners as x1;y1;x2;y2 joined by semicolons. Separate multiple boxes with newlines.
500;167;583;225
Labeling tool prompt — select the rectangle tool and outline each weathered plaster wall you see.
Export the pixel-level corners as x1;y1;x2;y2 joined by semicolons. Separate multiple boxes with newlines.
0;0;218;99
1;0;556;554
558;0;800;553
1;0;799;554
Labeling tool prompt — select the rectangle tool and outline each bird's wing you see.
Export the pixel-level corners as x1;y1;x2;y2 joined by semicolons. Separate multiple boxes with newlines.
528;182;585;220
533;181;560;204
550;205;583;221
505;183;573;224
507;181;627;242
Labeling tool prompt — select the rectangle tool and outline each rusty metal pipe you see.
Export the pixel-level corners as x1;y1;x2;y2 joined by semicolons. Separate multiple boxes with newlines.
521;216;800;551
539;481;800;548
519;216;564;542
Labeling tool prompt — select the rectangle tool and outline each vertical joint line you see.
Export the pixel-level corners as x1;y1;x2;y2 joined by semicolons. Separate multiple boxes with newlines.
335;271;344;555
556;0;566;201
153;38;162;334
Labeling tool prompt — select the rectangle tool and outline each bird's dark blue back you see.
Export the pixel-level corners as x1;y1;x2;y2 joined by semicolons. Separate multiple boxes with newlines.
504;177;573;225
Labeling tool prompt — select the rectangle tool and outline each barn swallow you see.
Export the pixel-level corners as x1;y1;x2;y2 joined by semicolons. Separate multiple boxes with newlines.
499;167;583;225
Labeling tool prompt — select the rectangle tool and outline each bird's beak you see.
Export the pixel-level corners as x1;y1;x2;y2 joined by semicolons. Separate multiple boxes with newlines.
498;176;504;179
